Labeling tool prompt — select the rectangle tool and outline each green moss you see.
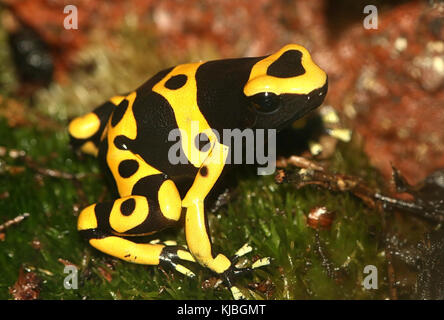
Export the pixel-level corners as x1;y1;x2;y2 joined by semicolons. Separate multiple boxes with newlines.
210;162;387;299
0;116;388;299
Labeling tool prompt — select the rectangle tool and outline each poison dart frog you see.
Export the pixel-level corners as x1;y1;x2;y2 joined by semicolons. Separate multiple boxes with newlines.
68;44;328;299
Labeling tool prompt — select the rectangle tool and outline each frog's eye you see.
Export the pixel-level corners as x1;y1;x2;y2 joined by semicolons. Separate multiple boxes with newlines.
248;92;282;114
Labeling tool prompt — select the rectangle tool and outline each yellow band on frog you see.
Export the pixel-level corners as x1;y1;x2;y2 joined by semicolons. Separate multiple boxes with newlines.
244;44;327;96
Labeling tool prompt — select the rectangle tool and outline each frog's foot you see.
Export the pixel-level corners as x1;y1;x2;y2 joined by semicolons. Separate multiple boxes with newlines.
307;106;352;157
158;245;197;278
222;243;271;300
231;243;271;270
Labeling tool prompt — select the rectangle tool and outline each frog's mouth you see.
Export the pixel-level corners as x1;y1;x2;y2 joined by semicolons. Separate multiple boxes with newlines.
254;78;328;131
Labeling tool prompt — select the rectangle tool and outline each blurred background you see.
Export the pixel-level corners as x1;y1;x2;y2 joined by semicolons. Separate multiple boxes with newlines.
0;0;443;300
1;0;442;183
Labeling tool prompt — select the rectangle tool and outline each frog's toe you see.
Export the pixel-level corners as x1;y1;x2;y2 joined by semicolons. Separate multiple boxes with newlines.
221;247;271;300
224;256;271;280
230;286;246;300
221;266;253;300
159;245;196;278
150;239;179;247
233;243;253;260
251;257;271;269
231;243;271;269
172;263;196;278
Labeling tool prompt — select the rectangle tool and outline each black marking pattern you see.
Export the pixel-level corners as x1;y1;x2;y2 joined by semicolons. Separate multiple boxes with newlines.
119;89;198;180
136;67;173;94
127;174;178;234
111;99;129;127
200;166;208;177
118;159;139;178
164;74;187;90
195;56;263;133
114;135;129;150
267;50;305;78
120;198;136;216
194;132;211;152
94;201;114;234
98;133;119;197
80;174;180;237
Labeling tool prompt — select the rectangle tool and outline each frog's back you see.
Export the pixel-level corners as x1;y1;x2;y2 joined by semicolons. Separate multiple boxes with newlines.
103;67;199;182
136;56;263;131
101;57;263;179
193;56;264;131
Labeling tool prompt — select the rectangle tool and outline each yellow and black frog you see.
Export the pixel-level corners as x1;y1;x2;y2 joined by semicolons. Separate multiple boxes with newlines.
68;44;328;299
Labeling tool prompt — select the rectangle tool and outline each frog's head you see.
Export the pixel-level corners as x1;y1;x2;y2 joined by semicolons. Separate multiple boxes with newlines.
244;44;328;130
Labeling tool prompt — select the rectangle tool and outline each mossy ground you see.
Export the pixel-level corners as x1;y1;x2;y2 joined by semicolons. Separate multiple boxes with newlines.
0;21;389;300
0;122;387;299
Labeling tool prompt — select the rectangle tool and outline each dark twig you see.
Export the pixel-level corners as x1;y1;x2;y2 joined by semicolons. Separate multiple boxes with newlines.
0;145;89;180
0;212;30;232
275;158;444;223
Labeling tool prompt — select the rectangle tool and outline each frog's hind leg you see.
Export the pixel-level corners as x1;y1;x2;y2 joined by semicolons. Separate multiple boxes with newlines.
68;95;127;157
77;177;196;277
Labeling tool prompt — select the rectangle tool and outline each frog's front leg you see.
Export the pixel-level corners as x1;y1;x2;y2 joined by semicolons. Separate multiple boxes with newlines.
77;186;196;277
182;142;231;272
182;142;258;299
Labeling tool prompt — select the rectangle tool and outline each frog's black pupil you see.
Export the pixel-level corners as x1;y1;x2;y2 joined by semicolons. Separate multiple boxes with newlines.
249;92;281;114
